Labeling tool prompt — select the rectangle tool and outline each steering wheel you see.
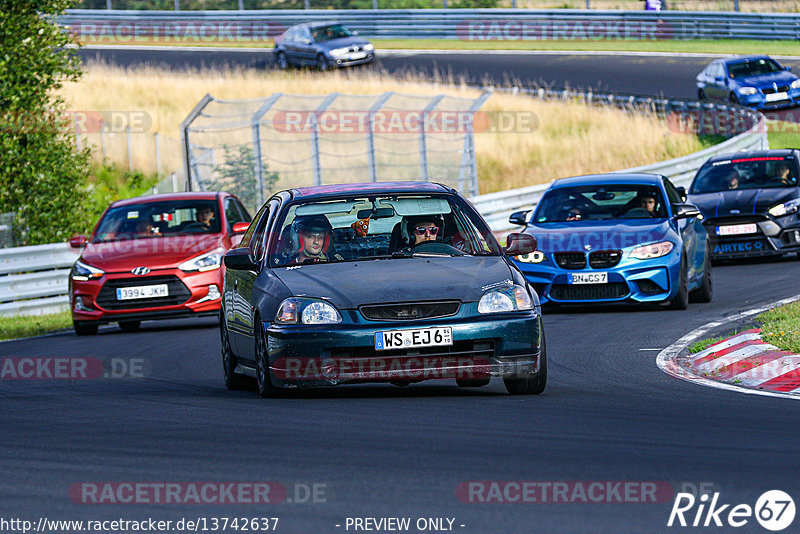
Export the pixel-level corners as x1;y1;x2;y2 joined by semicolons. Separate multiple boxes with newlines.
622;208;652;219
411;240;466;255
181;222;208;231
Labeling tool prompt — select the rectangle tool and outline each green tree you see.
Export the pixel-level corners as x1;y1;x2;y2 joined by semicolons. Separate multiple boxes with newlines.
0;0;92;245
213;145;278;214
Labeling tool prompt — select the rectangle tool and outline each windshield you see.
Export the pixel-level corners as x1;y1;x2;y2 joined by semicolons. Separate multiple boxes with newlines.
691;157;799;194
268;194;501;267
92;199;221;243
534;184;668;222
312;24;353;42
728;58;783;79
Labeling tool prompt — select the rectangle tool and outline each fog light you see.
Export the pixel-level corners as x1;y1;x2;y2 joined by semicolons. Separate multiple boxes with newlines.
197;285;221;304
74;296;93;312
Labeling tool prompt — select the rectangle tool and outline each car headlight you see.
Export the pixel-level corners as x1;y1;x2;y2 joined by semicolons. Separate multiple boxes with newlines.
329;47;350;58
178;247;224;272
769;199;800;217
275;298;342;325
630;241;674;260
71;260;104;281
515;251;546;264
363;43;374;52
737;87;758;95
477;285;532;314
791;79;800;90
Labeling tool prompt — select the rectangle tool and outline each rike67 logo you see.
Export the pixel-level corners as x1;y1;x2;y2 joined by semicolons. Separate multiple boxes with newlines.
668;490;795;531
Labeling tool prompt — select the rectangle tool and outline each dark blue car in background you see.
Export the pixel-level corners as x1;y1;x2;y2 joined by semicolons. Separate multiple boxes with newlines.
274;22;375;71
696;55;800;110
509;174;713;309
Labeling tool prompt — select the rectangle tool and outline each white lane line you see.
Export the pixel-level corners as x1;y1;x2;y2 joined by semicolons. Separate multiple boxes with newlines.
688;332;762;360
656;293;800;401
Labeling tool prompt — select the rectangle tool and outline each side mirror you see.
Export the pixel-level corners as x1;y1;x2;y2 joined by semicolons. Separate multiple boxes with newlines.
232;222;250;235
786;66;792;72
224;247;257;271
673;203;701;219
69;235;88;248
504;233;537;256
676;186;687;201
508;210;530;226
302;38;312;45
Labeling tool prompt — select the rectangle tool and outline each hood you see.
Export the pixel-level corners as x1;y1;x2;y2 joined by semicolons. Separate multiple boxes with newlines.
318;36;370;50
527;219;671;253
737;71;798;88
689;188;799;218
273;256;513;309
80;235;223;273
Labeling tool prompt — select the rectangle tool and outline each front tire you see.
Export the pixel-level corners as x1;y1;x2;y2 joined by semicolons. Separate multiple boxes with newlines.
316;54;329;71
255;320;281;398
690;243;713;303
729;92;739;105
73;321;98;336
275;51;288;70
669;257;690;310
221;314;248;391
698;89;707;101
503;321;547;395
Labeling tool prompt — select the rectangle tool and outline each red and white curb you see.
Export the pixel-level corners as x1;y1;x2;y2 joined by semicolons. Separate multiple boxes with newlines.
657;294;800;400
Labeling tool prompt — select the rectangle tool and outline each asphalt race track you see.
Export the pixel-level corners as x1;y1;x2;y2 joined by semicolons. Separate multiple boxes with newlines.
3;258;800;533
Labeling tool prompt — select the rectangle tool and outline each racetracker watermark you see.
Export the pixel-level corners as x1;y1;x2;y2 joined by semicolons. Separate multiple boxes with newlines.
68;482;327;505
0;111;152;134
70;21;285;43
456;481;674;503
272;110;538;134
0;357;150;380
271;356;493;381
457;19;675;41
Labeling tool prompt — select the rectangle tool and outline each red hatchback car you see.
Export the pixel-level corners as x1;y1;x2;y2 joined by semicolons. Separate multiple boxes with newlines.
69;192;251;335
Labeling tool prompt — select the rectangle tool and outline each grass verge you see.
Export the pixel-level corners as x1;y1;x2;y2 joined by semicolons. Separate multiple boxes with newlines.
0;311;73;342
82;38;800;57
758;301;800;354
688;335;728;354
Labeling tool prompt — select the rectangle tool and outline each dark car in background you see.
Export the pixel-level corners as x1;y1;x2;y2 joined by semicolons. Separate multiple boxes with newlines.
274;22;374;71
696;55;800;110
220;181;546;396
69;192;251;335
509;174;712;309
688;149;800;260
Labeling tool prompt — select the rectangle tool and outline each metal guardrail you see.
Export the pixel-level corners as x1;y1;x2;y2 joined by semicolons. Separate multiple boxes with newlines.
61;9;800;42
0;244;79;317
471;88;768;234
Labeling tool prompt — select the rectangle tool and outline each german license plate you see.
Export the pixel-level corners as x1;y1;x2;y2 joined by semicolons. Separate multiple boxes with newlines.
116;284;169;300
374;327;452;351
765;92;788;102
348;51;367;60
569;272;608;284
716;223;757;236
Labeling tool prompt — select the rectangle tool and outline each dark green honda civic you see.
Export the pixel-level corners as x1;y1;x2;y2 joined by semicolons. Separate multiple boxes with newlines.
220;181;546;396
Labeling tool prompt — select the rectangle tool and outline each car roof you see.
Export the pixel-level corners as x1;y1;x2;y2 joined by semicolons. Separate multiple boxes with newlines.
112;192;223;208
295;21;340;30
704;149;799;164
549;173;665;189
724;55;772;64
290;181;451;200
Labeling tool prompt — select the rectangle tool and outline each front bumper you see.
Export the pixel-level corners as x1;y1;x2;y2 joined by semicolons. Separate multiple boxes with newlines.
515;253;679;305
738;90;800;110
705;218;800;259
264;305;542;387
70;268;223;325
327;52;375;68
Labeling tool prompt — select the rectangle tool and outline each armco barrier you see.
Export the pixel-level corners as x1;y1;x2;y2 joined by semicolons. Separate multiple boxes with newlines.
61;9;800;42
0;244;80;317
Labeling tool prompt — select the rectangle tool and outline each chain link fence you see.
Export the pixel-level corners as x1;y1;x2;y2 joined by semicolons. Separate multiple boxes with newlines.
182;91;491;213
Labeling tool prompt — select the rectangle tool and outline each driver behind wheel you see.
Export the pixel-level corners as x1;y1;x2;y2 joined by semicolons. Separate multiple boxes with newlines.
407;215;444;247
194;205;215;230
291;214;343;264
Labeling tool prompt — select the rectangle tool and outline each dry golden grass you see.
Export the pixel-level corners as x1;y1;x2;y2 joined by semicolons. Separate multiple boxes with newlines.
510;0;800;11
62;64;707;194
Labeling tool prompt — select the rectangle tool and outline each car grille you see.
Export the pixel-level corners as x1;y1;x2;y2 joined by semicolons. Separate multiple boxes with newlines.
554;252;586;269
329;340;495;360
588;250;622;269
550;283;629;301
95;275;192;311
762;85;790;95
360;301;460;321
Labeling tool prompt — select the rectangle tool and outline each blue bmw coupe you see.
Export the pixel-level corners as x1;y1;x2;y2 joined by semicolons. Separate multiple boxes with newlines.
696;55;800;110
509;174;713;309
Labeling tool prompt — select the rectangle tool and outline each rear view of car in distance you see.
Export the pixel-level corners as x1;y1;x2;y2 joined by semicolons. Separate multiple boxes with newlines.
696;55;800;110
508;174;712;309
688;149;800;260
220;181;546;396
69;192;251;335
274;22;374;71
